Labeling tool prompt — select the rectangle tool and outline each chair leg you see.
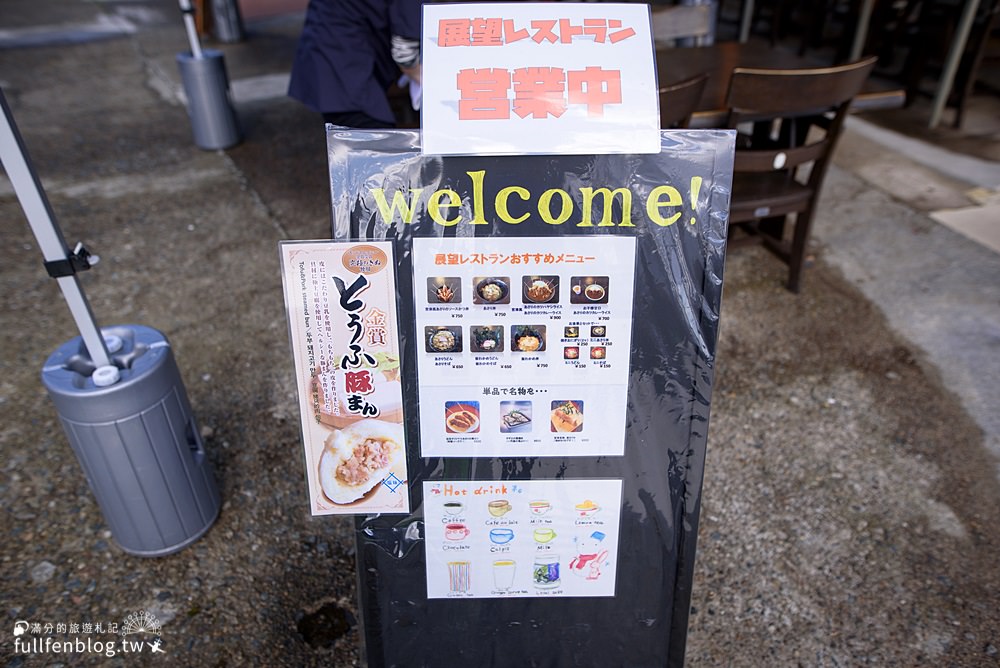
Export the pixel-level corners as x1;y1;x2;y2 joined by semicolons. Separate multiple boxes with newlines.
786;210;815;292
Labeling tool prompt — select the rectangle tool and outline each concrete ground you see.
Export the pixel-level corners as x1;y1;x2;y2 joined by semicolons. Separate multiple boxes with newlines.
1;1;998;666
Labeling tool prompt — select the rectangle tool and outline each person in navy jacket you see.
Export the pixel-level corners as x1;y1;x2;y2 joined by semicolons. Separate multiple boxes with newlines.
288;0;421;128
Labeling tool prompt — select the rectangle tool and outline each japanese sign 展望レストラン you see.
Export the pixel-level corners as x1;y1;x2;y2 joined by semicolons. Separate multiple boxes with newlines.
421;2;659;155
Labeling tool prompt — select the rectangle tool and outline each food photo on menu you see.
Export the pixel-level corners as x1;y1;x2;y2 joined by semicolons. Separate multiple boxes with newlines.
426;325;463;353
511;325;546;352
569;276;610;304
522;275;559;304
317;419;405;504
470;325;504;353
500;400;532;433
550;400;584;433
473;276;511;304
427;276;462;303
310;349;409;510
445;401;481;434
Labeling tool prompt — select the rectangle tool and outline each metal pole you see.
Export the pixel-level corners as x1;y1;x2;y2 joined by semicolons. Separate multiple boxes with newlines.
739;0;755;43
178;0;203;58
0;90;113;371
849;0;877;61
929;0;982;128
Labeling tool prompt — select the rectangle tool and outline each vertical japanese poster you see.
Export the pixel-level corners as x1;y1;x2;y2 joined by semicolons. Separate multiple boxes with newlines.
414;236;636;457
279;241;409;515
421;2;659;155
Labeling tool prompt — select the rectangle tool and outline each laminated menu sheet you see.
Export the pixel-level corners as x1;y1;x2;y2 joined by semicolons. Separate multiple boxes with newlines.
413;235;636;458
424;479;623;599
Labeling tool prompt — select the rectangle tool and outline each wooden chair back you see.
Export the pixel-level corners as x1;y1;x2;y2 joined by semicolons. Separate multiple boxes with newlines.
723;56;877;292
659;73;709;128
650;4;716;47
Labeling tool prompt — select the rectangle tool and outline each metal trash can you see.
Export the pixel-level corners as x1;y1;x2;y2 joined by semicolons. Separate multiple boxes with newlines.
41;324;221;557
176;49;242;151
210;0;246;43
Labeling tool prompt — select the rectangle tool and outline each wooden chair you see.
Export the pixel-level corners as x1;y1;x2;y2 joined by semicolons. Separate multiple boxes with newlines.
723;55;877;292
659;73;709;128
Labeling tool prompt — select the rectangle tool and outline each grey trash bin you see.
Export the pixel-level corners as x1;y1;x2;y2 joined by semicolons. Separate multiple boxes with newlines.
177;49;242;151
41;324;220;557
210;0;246;43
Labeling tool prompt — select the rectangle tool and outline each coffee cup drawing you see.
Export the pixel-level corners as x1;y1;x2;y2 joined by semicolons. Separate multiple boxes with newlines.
488;499;512;517
489;528;515;544
533;527;557;543
445;522;471;541
443;501;463;516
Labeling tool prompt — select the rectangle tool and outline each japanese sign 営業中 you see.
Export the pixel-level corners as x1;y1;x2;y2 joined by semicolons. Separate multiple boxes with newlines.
421;2;659;156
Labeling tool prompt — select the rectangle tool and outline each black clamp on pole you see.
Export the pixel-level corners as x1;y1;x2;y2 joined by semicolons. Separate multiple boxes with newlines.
44;242;98;279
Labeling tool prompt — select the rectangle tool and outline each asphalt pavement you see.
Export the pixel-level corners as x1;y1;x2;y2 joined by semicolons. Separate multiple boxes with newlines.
1;1;998;666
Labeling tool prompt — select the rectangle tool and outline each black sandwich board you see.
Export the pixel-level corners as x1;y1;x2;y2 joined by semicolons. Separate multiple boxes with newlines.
324;126;733;667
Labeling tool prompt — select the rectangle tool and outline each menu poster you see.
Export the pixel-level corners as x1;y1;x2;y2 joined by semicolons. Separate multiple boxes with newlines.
424;479;622;599
279;241;410;515
414;236;635;457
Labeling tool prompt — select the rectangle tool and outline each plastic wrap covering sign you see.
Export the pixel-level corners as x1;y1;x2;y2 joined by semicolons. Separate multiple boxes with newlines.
327;127;734;667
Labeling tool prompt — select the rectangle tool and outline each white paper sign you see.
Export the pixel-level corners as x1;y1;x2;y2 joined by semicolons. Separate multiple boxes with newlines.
424;479;622;598
421;2;659;156
412;236;637;458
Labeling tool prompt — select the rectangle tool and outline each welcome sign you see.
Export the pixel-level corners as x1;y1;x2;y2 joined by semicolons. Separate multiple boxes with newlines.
327;126;733;666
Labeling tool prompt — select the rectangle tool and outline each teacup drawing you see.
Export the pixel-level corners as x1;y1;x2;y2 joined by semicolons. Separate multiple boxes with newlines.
489;528;515;544
533;527;557;543
445;523;471;541
528;500;551;516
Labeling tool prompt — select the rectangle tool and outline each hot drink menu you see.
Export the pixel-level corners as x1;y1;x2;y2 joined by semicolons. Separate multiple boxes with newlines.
413;236;637;457
424;479;622;599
